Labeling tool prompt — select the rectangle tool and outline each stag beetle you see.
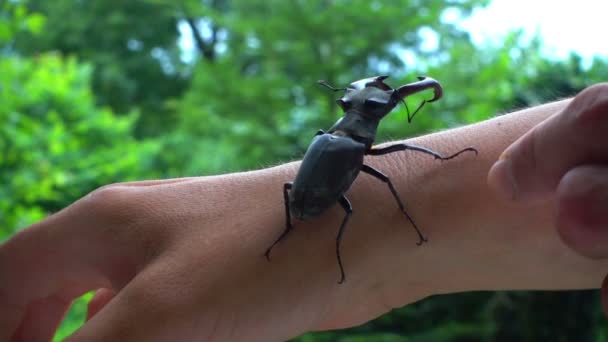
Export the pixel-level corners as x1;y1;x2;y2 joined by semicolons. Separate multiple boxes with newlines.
265;75;477;284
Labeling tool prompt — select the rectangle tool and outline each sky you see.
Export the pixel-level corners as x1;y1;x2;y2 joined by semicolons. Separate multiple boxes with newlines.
179;0;608;64
459;0;608;60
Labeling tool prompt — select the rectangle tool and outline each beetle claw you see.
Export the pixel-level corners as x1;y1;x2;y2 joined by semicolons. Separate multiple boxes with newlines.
416;236;428;246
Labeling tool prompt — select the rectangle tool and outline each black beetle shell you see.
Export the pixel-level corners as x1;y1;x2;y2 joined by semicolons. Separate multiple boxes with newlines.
290;134;366;220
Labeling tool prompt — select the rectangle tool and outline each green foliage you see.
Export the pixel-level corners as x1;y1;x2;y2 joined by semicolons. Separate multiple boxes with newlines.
0;54;159;236
0;1;45;48
165;0;488;174
15;0;189;136
52;292;94;342
2;0;608;340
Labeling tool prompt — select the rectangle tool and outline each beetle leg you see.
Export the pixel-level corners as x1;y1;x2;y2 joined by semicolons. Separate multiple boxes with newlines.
360;164;427;245
367;143;478;160
336;195;353;284
264;182;294;261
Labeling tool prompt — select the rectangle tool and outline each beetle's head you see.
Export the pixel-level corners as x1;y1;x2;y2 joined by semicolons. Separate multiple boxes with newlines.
318;75;443;120
337;85;397;119
319;75;398;120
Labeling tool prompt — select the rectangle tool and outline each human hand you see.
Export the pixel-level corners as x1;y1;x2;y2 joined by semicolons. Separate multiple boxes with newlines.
488;83;608;311
1;167;437;342
0;173;348;341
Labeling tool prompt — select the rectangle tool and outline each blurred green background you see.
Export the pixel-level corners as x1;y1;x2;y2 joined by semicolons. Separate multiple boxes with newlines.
1;0;608;340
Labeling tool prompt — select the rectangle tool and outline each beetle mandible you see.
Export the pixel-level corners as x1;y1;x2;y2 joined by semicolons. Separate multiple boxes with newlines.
265;75;478;284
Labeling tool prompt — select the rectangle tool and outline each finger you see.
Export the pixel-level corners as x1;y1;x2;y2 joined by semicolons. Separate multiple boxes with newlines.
12;295;71;342
69;284;151;341
555;165;608;259
87;288;115;321
0;216;108;342
488;83;608;203
0;188;141;341
68;266;188;342
0;299;24;342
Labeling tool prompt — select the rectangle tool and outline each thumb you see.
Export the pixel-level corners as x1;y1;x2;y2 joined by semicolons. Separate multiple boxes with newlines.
488;83;608;203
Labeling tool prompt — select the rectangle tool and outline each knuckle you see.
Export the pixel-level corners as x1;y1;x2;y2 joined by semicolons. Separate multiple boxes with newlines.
84;184;140;224
570;83;608;127
579;83;608;99
81;184;170;263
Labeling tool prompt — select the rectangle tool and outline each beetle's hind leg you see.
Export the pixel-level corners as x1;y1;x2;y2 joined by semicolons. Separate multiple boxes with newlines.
265;182;294;260
360;164;427;245
336;195;353;284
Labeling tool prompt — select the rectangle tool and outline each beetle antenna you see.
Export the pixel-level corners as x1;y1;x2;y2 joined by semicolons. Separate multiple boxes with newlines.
318;80;346;92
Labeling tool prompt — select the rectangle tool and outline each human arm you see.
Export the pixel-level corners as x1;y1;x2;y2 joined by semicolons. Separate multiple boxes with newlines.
2;93;607;341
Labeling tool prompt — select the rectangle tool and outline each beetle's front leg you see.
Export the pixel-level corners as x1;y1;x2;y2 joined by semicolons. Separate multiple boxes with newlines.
367;143;478;160
264;182;294;260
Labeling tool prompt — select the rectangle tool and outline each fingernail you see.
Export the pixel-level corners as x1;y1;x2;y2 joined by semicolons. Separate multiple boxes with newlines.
489;158;519;201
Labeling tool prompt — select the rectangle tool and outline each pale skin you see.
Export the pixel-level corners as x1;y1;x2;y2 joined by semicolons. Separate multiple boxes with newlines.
2;84;608;341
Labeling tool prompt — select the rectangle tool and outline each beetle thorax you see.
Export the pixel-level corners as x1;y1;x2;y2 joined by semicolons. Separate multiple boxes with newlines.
328;112;380;147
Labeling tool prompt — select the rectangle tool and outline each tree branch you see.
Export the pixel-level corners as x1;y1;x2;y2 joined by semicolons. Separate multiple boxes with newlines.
186;17;215;61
